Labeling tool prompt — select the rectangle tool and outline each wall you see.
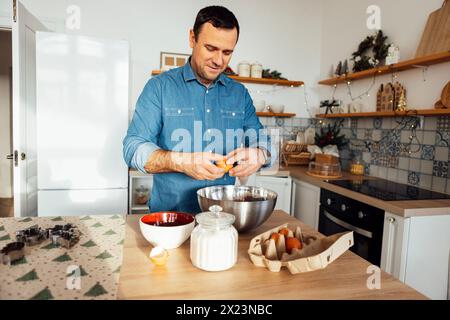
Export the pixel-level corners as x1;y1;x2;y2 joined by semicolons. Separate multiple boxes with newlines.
0;0;323;117
0;30;12;198
319;0;450;110
317;0;450;193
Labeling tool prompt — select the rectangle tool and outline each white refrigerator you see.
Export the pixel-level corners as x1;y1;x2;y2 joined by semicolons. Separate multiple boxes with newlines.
35;32;129;216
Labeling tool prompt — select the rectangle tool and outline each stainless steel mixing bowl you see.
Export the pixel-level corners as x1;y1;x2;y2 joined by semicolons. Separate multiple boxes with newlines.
197;185;278;232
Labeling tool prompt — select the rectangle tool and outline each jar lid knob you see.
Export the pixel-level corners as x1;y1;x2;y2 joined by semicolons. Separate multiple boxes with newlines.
209;205;223;217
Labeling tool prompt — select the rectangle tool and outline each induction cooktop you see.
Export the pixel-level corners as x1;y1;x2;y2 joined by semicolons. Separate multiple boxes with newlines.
328;178;450;201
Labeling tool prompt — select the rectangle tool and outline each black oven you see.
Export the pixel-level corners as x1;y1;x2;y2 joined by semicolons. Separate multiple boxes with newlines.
318;189;384;266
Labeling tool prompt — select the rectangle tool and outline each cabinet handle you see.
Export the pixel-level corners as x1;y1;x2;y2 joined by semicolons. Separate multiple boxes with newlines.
388;216;396;223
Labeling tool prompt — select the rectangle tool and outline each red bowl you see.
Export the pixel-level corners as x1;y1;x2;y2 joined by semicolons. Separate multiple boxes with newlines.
139;212;195;249
141;212;194;227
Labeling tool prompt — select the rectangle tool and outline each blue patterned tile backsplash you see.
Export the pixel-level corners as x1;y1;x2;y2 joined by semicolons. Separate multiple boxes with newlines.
266;115;450;194
421;145;435;160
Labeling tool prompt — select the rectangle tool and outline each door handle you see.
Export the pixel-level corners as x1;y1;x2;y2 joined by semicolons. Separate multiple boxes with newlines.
323;210;373;238
6;154;13;160
21;153;26;160
13;150;18;167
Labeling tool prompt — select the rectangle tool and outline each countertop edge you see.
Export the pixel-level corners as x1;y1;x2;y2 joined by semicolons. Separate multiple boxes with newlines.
268;166;450;218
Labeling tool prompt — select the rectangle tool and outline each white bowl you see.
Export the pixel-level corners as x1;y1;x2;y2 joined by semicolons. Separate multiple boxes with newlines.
139;212;195;249
269;104;285;113
254;100;266;112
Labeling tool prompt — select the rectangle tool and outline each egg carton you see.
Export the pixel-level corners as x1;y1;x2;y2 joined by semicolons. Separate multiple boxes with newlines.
247;223;354;274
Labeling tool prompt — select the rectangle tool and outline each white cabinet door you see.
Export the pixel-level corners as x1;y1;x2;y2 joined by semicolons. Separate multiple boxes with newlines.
380;212;409;281
291;179;320;230
254;176;292;214
404;215;450;300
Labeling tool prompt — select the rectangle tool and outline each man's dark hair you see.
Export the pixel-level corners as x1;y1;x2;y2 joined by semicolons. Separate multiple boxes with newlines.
193;6;240;41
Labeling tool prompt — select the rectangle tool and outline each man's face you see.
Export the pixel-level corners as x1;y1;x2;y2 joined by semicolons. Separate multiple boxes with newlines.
189;22;238;84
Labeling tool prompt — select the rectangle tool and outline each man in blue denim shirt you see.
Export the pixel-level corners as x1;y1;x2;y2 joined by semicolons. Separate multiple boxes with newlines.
123;6;275;213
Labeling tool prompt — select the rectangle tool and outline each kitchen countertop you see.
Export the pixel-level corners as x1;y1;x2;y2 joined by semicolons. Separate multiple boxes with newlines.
264;166;450;217
117;210;425;300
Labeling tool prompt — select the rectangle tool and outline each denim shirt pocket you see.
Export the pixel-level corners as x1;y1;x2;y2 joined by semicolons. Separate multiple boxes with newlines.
220;109;245;129
164;107;195;117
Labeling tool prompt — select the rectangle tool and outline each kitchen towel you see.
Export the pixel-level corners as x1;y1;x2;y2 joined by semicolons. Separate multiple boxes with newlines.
0;215;125;300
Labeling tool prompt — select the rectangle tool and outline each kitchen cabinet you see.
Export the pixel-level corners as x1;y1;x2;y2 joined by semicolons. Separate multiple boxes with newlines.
254;175;292;214
291;178;320;230
128;170;153;214
381;212;450;300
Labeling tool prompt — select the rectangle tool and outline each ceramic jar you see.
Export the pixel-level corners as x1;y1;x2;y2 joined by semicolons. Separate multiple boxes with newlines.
238;61;250;77
250;62;263;78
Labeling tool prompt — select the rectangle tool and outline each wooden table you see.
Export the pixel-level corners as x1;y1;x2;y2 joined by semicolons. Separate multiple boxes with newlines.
117;210;426;299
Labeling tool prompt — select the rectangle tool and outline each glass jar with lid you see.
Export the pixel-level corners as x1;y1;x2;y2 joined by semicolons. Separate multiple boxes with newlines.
135;185;149;205
190;205;238;271
350;155;364;175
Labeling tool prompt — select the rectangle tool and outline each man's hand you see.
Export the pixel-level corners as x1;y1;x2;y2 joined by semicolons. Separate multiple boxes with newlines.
172;152;226;180
225;147;265;177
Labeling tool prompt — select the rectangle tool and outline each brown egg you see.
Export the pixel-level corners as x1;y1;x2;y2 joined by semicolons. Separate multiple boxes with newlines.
216;160;233;172
286;237;302;254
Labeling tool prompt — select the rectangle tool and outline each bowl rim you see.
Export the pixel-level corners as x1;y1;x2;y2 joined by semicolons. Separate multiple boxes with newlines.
197;185;278;202
140;211;195;228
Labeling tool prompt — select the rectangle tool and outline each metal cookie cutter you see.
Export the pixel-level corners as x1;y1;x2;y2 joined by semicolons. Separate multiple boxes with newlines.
16;225;48;245
1;242;25;265
47;224;80;249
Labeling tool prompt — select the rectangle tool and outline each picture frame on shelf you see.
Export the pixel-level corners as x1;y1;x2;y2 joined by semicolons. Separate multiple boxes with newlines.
160;52;190;71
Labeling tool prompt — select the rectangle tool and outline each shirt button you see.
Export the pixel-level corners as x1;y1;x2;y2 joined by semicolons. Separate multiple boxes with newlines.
178;109;181;114
207;109;210;113
232;112;236;116
206;90;209;94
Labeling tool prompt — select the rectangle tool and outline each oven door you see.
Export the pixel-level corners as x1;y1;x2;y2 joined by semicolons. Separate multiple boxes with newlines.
319;205;380;266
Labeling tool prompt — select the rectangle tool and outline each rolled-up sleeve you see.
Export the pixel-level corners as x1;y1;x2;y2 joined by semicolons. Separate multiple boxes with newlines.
123;78;162;173
242;89;277;168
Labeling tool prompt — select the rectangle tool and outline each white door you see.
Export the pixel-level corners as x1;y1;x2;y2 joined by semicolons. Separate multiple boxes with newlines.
12;0;48;217
35;32;129;216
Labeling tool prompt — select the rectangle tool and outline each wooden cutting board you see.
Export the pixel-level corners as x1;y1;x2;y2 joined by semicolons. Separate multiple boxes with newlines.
442;81;450;108
416;0;450;57
435;82;450;109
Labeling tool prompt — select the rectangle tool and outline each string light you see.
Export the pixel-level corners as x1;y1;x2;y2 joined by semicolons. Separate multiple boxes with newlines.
341;72;377;101
352;114;421;154
248;80;314;118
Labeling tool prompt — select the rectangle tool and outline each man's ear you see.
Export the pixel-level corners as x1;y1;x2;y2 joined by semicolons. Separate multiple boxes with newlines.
189;29;195;49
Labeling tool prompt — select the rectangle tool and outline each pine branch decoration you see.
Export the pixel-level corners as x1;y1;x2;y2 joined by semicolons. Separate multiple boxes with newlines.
315;122;349;150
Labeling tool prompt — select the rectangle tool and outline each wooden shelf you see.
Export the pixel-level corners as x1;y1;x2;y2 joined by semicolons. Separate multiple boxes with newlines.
316;109;450;118
256;112;296;117
318;51;450;86
151;70;304;87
